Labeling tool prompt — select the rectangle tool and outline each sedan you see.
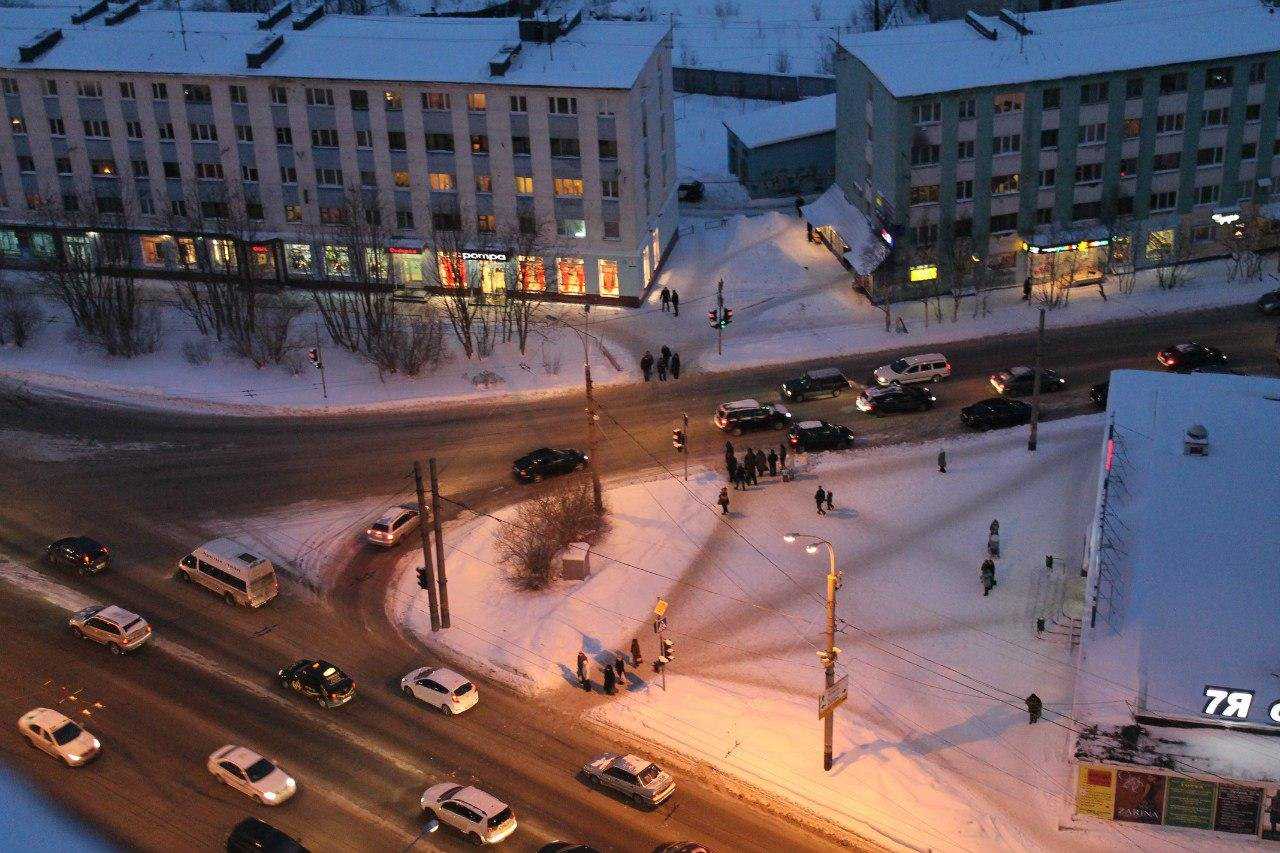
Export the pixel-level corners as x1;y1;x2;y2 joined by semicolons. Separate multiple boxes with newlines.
18;708;100;766
207;745;297;806
278;659;355;708
787;420;854;452
989;366;1066;396
44;537;110;575
1257;289;1280;316
960;398;1035;431
854;383;935;415
513;448;587;483
1156;341;1228;372
400;666;478;715
582;752;676;807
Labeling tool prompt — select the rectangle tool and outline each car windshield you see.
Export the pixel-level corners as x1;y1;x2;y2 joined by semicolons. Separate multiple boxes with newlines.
371;523;389;532
636;763;662;784
487;807;514;828
52;721;82;745
888;358;908;373
244;758;276;783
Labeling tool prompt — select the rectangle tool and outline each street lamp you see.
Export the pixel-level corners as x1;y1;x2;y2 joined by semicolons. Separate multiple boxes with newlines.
783;532;841;772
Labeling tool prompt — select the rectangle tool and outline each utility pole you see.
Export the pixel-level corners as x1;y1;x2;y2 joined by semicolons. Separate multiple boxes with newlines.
412;462;440;631
1028;307;1046;452
822;545;839;772
429;457;449;629
581;306;603;514
312;323;328;401
716;278;724;357
682;412;689;482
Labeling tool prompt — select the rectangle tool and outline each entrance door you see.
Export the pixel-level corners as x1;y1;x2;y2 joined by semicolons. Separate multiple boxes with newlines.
478;260;507;300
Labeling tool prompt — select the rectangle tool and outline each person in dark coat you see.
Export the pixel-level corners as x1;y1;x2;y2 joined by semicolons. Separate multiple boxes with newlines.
671;290;679;316
825;489;834;512
640;350;653;381
660;286;671;312
794;194;804;218
630;637;642;667
656;358;668;381
725;454;738;484
725;440;735;457
603;664;617;695
1025;693;1043;724
576;651;590;691
990;519;1000;536
718;486;730;514
767;448;779;477
1022;276;1032;301
815;488;827;515
660;344;671;365
937;449;947;473
613;654;626;681
743;448;756;476
981;558;996;596
755;450;767;478
670;352;681;379
779;442;788;468
746;456;758;486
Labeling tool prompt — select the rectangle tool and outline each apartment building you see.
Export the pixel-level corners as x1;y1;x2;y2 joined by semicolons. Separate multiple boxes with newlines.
0;3;677;305
834;0;1280;290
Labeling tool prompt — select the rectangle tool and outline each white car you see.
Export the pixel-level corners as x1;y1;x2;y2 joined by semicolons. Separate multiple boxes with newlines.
68;604;152;654
872;353;952;386
420;783;517;845
581;752;676;807
364;506;420;547
18;708;100;766
400;666;479;715
207;745;297;805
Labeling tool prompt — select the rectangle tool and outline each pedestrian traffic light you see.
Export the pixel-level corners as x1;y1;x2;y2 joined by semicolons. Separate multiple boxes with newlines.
652;656;667;674
307;347;319;363
672;428;686;451
707;309;719;328
416;567;430;590
723;308;733;325
661;637;674;660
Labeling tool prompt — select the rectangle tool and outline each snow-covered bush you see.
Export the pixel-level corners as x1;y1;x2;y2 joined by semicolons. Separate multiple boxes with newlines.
0;284;42;348
494;478;607;591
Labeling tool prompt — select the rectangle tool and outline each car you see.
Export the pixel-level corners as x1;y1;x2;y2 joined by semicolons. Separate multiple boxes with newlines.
44;537;110;575
872;353;951;386
788;420;854;452
18;708;100;766
581;752;676;807
1156;341;1229;372
400;666;478;715
652;844;710;853
364;506;419;547
960;398;1035;431
207;745;297;806
779;367;853;402
539;844;601;853
68;604;152;654
420;783;517;845
1256;289;1280;316
854;383;935;415
713;399;792;435
1090;380;1109;409
277;660;355;708
677;180;704;203
225;817;308;852
512;447;588;483
989;366;1066;396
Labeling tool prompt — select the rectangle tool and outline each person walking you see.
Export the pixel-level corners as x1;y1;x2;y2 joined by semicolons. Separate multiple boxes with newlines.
767;448;779;477
743;448;756;478
576;651;590;692
613;654;626;682
640;350;653;382
990;519;1000;536
794;194;805;218
747;456;759;486
603;663;617;695
670;352;681;379
671;289;679;317
725;453;738;484
825;489;834;513
937;449;947;474
1022;276;1032;301
987;530;1001;560
779;441;788;469
981;558;996;596
656;358;668;381
660;286;671;312
755;449;767;479
718;486;730;514
815;487;827;515
630;637;643;667
1025;693;1043;724
658;346;671;381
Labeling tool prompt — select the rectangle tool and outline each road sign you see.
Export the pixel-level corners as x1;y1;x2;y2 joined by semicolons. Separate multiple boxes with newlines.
652;616;667;634
818;675;848;719
653;599;668;618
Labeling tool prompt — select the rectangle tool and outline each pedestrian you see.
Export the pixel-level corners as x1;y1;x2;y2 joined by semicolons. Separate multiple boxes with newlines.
718;486;730;514
671;289;679;317
725;440;735;457
725;454;738;484
747;457;758;486
825;489;834;512
806;220;814;243
1025;693;1043;724
795;194;804;218
815;487;827;515
767;448;778;477
779;441;788;469
989;519;999;536
937;449;947;474
640;350;653;382
660;344;671;365
660;286;671;312
981;558;996;596
1022;276;1032;301
744;448;756;476
613;654;626;682
671;352;681;379
987;530;1001;560
576;651;590;691
657;359;668;381
603;664;617;695
630;637;642;667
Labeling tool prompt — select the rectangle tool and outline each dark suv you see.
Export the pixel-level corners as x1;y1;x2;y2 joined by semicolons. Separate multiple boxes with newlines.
780;367;852;402
44;537;111;575
713;399;792;435
226;817;308;852
788;420;855;452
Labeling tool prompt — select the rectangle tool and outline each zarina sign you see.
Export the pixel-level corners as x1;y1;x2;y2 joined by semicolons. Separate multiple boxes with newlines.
1202;685;1280;724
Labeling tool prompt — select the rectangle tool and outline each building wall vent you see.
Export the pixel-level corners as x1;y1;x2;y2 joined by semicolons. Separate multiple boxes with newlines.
104;0;143;26
964;11;998;40
291;2;324;30
246;33;285;68
257;1;292;29
1184;424;1209;456
18;29;63;62
997;9;1032;35
70;0;109;25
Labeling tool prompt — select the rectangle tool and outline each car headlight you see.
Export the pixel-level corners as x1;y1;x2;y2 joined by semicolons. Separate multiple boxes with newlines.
263;790;278;801
66;753;82;762
91;738;101;749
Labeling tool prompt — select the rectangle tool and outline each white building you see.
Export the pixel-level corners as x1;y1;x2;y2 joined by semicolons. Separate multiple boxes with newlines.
0;3;677;305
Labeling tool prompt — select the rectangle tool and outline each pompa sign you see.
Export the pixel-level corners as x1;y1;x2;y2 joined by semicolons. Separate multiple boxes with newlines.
460;251;509;262
1202;686;1280;724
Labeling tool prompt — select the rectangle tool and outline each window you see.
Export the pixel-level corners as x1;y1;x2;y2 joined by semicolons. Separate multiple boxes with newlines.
990;173;1020;195
152;82;168;100
90;159;116;177
1035;207;1053;226
275;126;293;145
83;120;111;139
56;157;73;175
908;184;939;206
603;219;621;240
1080;123;1107;145
396;209;414;229
1072;201;1101;222
17;156;35;173
196;162;223;180
48;117;66;136
1152;151;1180;172
1075;162;1103;184
269;85;287;105
1150;190;1177;210
954;179;973;200
163;162;181;179
1041;87;1060;110
475;174;492;193
1038;168;1055;187
389;170;409;188
157;122;175;140
512;135;531;156
130;159;148;177
548;96;578;115
189;123;218;141
470;134;489;154
910;101;941;125
556;256;585;292
909;222;938;246
76;80;102;98
957;97;976;120
1249;62;1266;85
314;167;343;187
1154;113;1184;134
41;78;59;97
201;200;228;219
387;131;406;151
183;84;212;104
1125;76;1144;100
1123;118;1141;139
989;212;1018;234
1202;107;1229;127
993;92;1023;114
229;84;247;104
285;204;302;222
601;178;619;198
355;129;372;148
125;120;142;139
992;134;1020;155
1196;146;1224;167
311;128;339;148
1241;141;1257;160
423;92;450;111
1158;72;1187;95
909;143;939;166
466;92;486;112
1245;103;1261;123
556;219;586;239
956;139;975;160
62;194;80;212
598;139;618;159
514;175;533;195
554;177;584;196
235;124;254;142
597;259;620;297
0;78;16;95
383;91;403;111
509;95;527;113
285;243;312;273
425;133;453;152
306;87;334;106
280;166;297;184
1119;157;1138;178
97;196;124;215
1040;128;1058;150
1197;184;1220;205
477;214;495;232
360;170;376;188
1079;81;1109;105
242;164;259;182
9;116;26;135
428;172;455;191
1206;66;1233;89
549;138;580;158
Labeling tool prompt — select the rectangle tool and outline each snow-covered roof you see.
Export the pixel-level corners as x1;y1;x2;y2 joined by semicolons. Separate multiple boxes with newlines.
1077;369;1280;733
840;0;1280;99
722;94;835;149
800;185;890;276
0;7;667;90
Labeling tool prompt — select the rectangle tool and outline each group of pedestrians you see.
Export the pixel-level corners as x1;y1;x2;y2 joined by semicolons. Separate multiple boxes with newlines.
576;638;645;695
659;286;681;316
717;440;791;514
981;519;1001;596
813;487;835;515
639;345;682;382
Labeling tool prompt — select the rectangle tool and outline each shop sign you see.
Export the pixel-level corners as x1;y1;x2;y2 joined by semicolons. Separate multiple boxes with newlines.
388;245;423;255
1214;784;1263;834
1026;238;1109;255
250;244;271;254
461;251;509;262
1076;765;1116;819
1163;777;1215;830
1114;769;1166;824
909;264;938;282
1202;685;1280;723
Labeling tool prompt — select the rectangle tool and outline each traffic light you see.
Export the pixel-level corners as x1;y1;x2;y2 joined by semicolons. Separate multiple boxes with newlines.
723;307;733;325
672;428;686;451
707;309;719;328
416;567;431;590
661;636;674;661
307;348;321;369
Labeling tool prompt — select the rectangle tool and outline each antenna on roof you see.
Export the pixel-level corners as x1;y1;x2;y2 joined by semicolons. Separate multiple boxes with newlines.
177;0;189;51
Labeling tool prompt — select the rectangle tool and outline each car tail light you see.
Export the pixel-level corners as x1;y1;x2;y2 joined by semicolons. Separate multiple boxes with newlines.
789;435;799;445
944;362;951;372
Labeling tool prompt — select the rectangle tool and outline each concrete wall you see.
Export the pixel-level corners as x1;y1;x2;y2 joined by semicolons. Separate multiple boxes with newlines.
727;129;836;199
672;67;835;102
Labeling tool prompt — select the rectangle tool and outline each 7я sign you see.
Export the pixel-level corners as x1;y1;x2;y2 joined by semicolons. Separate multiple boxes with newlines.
1202;685;1280;723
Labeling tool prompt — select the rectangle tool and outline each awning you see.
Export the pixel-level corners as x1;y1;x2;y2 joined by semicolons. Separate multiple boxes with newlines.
1025;223;1110;252
801;186;891;276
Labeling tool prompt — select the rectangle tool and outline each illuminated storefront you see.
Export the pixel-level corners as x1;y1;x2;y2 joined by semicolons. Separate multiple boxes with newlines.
248;244;277;278
462;251;509;298
140;234;197;269
556;257;586;295
1022;229;1109;287
209;238;238;273
284;243;314;276
323;245;352;278
517;256;546;292
388;245;425;285
598;259;620;297
437;252;467;288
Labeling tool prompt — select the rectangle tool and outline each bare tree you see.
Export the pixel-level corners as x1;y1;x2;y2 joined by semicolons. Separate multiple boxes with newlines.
492;476;608;591
1148;229;1190;290
810;0;824;20
0;280;43;348
857;0;898;31
774;50;792;74
947;237;980;321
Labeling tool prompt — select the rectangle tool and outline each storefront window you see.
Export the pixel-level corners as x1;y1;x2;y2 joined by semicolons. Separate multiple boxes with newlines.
140;234;175;267
517;256;545;292
209;238;238;273
285;243;313;275
324;245;352;278
0;230;18;256
249;244;275;277
556;257;585;294
597;259;620;297
364;248;389;282
389;250;424;284
1146;229;1175;258
436;252;466;288
474;259;506;295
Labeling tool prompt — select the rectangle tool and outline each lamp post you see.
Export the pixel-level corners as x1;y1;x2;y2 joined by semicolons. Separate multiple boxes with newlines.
783;533;840;771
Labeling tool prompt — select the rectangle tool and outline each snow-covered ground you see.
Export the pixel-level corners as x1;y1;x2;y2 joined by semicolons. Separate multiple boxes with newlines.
674;94;803;211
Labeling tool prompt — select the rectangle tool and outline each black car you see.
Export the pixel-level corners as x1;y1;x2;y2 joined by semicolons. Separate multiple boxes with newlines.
854;383;935;415
960;398;1035;431
539;845;601;853
226;817;308;852
989;366;1066;396
713;399;792;435
677;181;704;203
779;367;852;402
1156;341;1229;372
1257;289;1280;316
788;420;855;452
512;447;588;482
652;845;709;853
44;536;110;575
1090;380;1109;409
278;659;355;708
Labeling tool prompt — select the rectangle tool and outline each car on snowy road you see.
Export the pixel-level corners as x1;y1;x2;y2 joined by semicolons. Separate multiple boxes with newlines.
854;383;936;415
960;398;1034;431
581;752;676;807
400;666;478;715
68;604;152;654
365;506;419;547
1256;289;1280;316
539;844;601;853
989;366;1066;396
1156;341;1229;372
779;367;853;402
787;420;855;452
44;537;111;575
512;447;588;482
278;659;355;708
18;708;100;766
207;745;297;806
713;399;792;435
225;817;308;852
872;353;951;386
420;783;517;845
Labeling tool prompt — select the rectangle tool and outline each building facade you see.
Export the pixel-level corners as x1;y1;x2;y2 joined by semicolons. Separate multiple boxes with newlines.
0;5;677;305
724;94;836;199
837;0;1280;292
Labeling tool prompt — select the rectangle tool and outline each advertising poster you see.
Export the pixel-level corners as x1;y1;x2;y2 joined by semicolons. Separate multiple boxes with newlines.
1163;777;1215;830
1114;769;1167;824
1261;788;1280;841
1076;765;1116;819
1214;784;1263;835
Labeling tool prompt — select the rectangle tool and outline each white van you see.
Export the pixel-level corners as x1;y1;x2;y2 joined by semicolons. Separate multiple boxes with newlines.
176;539;278;608
873;353;952;386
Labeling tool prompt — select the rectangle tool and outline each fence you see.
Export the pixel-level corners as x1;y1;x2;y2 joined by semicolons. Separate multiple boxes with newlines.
673;66;835;102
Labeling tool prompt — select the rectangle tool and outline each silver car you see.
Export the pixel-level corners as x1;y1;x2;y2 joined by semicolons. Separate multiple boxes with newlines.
68;605;152;654
581;752;675;807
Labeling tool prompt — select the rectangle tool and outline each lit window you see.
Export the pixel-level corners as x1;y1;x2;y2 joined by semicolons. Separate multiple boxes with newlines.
597;259;619;297
556;218;586;238
553;177;584;196
324;245;351;277
429;173;455;192
517;256;545;291
556;257;585;294
285;243;313;273
477;214;496;233
393;170;411;188
475;174;492;193
514;176;533;195
437;252;466;287
467;92;487;112
383;91;403;111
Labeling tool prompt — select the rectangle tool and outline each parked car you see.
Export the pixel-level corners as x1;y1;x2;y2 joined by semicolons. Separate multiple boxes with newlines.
854;383;935;415
225;817;308;852
512;448;588;483
581;753;676;807
1256;289;1280;316
989;366;1066;396
68;604;152;654
44;537;110;575
779;367;853;402
207;745;297;806
18;708;100;766
539;844;601;853
1090;380;1109;409
872;353;951;386
364;506;419;547
1156;341;1229;372
960;398;1035;431
677;181;704;203
277;660;355;708
788;420;855;452
713;399;792;435
420;783;517;845
400;666;478;715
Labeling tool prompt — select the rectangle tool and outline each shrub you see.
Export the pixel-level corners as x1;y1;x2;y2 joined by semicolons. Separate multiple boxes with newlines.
494;477;607;590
